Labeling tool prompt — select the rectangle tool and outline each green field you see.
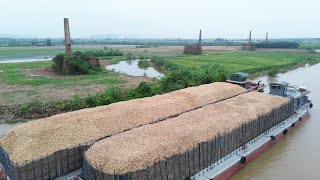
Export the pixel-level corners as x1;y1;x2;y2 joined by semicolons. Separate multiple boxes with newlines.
0;61;125;86
167;51;318;74
0;47;65;59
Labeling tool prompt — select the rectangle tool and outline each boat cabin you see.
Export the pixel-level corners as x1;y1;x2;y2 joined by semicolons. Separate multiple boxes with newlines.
269;82;288;97
227;72;250;89
229;72;248;82
269;82;311;109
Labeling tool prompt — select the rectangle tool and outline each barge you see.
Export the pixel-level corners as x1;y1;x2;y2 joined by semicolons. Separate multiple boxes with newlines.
192;82;313;180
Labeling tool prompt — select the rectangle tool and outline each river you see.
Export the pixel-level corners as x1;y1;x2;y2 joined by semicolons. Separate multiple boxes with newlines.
231;63;320;180
0;123;22;138
0;58;52;63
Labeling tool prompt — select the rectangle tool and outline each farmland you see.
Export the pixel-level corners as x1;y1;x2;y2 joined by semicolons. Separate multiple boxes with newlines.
166;51;320;75
0;46;131;59
0;45;241;60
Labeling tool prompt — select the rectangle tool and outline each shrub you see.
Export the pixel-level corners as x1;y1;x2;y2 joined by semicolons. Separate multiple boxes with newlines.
86;49;124;57
200;64;229;83
52;51;101;75
138;60;150;69
159;64;228;92
150;56;180;71
255;42;299;49
136;45;151;48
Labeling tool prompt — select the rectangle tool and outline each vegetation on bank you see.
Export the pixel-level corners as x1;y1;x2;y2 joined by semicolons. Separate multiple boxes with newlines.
137;59;151;69
1;59;229;120
159;64;228;92
299;42;320;50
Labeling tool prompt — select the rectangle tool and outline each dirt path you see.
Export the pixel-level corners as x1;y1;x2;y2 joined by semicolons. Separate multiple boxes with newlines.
22;68;80;78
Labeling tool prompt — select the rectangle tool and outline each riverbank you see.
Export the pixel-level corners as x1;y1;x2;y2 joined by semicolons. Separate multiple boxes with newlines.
0;49;319;123
0;60;152;106
0;59;229;122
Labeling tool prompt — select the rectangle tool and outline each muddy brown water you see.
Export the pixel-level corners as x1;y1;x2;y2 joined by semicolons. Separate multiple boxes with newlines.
231;63;320;180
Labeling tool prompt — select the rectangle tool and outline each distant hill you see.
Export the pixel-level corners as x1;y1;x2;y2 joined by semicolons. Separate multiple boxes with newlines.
0;34;36;39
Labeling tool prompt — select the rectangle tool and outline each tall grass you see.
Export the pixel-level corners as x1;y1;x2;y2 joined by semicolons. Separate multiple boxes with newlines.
299;42;320;50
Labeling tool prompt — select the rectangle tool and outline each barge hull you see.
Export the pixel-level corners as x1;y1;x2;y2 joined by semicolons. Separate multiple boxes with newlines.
193;103;310;180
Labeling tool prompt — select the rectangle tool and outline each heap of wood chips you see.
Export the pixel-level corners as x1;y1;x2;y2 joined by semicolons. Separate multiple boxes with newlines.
84;92;289;174
0;82;246;163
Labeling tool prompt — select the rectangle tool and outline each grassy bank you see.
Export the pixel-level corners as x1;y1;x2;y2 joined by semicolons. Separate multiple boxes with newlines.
166;51;320;77
0;63;228;121
0;58;153;108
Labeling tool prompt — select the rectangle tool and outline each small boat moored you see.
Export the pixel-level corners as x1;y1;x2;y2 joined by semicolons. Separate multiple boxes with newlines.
227;72;265;92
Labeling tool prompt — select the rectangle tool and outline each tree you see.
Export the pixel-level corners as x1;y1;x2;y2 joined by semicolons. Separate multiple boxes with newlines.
46;39;52;46
31;40;38;46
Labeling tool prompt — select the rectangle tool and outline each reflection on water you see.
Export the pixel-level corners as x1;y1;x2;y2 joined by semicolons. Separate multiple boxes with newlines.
0;123;23;138
106;60;164;78
231;63;320;180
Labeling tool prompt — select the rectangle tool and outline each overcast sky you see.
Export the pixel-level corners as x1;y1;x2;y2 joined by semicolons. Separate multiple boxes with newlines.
1;0;320;39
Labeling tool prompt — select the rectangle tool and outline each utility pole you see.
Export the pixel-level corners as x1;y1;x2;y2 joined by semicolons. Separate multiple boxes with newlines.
64;18;72;54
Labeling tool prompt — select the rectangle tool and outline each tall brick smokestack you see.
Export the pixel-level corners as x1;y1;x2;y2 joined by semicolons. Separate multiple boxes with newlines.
64;18;72;54
199;30;202;47
249;31;252;44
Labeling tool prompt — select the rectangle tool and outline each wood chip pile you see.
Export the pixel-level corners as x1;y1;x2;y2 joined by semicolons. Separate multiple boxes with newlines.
0;82;246;164
84;92;289;175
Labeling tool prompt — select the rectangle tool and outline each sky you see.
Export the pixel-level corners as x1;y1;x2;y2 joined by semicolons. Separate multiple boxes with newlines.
1;0;320;39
